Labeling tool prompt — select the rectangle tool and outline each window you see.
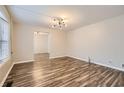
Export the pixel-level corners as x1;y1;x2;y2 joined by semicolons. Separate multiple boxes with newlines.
0;14;9;63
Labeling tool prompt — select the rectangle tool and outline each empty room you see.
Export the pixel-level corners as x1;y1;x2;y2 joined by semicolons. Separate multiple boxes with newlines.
0;5;124;87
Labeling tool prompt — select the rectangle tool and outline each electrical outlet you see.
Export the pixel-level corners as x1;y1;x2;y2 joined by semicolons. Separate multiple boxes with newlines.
122;64;124;68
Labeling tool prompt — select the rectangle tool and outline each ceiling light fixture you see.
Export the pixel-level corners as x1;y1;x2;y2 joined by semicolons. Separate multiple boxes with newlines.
51;17;67;30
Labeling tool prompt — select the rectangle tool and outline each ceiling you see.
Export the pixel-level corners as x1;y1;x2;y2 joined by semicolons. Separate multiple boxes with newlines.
7;5;124;31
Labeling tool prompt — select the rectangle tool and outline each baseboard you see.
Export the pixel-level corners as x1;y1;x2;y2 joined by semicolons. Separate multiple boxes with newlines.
49;56;68;59
67;55;88;62
68;56;124;72
14;60;35;64
50;56;68;60
0;63;14;87
92;62;124;72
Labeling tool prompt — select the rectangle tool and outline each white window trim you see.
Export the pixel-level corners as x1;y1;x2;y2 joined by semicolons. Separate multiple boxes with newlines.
0;10;10;65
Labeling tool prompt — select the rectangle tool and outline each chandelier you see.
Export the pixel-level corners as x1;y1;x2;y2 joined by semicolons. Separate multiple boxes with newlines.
51;17;67;30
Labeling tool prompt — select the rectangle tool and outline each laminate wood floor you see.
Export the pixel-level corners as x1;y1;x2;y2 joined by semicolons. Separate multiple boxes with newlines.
4;53;124;87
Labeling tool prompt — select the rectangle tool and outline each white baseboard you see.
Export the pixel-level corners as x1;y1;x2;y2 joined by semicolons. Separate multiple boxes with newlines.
67;55;88;62
68;56;124;72
0;63;14;87
92;62;124;72
14;60;35;64
49;56;68;59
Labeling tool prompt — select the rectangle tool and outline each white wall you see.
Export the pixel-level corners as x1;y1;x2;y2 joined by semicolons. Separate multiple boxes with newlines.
13;24;50;63
67;14;124;71
34;32;48;54
13;24;67;62
49;30;67;59
12;24;34;62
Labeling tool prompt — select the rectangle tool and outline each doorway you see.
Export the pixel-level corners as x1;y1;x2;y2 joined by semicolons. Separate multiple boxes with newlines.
33;32;49;61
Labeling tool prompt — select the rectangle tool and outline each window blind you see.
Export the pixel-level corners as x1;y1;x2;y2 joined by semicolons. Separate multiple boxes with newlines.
0;17;9;63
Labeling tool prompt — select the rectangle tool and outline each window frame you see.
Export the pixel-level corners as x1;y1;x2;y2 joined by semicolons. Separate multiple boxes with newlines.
0;11;11;65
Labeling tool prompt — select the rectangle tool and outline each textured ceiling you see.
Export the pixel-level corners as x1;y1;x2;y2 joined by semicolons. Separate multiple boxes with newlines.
7;5;124;31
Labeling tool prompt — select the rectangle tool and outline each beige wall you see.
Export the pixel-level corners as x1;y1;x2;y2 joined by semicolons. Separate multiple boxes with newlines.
0;6;13;86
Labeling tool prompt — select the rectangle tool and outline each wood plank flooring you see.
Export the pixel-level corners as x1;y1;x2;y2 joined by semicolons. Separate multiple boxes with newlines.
3;53;124;87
